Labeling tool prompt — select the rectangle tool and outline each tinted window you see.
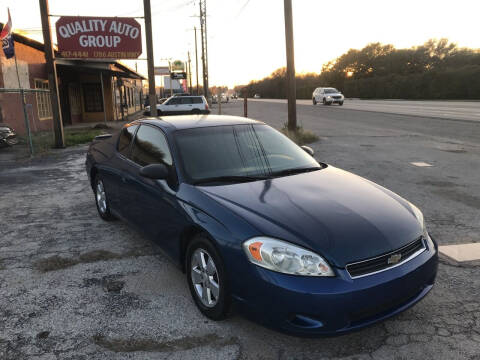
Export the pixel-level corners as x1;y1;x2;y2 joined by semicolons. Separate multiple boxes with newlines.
180;97;193;104
192;97;203;104
166;98;180;105
131;125;173;167
175;124;319;182
117;124;138;156
324;88;339;94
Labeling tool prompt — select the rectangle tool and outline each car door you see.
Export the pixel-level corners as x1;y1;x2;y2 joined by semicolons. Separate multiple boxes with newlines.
117;124;186;254
179;97;193;113
106;123;139;214
161;97;180;115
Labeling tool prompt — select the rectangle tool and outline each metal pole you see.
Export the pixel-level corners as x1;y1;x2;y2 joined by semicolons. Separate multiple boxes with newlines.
188;52;193;94
20;89;34;156
143;0;157;116
100;72;107;125
39;0;65;147
203;0;209;99
218;91;222;115
194;27;199;95
284;0;297;131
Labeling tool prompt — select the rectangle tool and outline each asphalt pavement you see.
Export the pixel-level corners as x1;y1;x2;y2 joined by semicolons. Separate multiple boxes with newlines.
1;100;479;359
251;98;480;122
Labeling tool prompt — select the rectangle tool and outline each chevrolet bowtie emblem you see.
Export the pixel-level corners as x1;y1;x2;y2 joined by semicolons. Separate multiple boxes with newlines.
387;253;402;265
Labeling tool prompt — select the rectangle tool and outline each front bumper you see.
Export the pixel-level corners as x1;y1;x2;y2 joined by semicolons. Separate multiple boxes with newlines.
232;241;438;336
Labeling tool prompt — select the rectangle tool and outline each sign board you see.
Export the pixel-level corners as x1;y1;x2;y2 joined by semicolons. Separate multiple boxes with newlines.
171;60;185;71
170;72;186;80
56;16;142;59
154;66;170;76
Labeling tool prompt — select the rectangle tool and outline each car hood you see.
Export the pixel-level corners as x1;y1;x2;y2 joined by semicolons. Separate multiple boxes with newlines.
197;166;422;268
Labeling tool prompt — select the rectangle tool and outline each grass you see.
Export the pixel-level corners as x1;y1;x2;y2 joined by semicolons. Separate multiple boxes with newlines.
281;125;319;145
19;127;106;154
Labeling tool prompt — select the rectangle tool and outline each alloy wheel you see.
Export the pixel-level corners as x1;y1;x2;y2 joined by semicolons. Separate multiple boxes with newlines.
190;248;220;308
96;180;107;214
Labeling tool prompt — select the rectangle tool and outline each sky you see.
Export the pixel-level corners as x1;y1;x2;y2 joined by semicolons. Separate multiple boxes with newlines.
2;0;480;88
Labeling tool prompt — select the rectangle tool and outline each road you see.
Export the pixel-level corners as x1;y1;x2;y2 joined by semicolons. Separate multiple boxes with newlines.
250;98;480;122
1;101;479;359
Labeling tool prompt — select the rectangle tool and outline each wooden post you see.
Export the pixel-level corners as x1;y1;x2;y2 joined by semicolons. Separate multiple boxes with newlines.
284;0;297;131
39;0;64;147
144;0;157;116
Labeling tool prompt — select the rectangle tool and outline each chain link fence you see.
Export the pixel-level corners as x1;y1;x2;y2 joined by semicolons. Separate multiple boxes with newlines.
0;87;56;161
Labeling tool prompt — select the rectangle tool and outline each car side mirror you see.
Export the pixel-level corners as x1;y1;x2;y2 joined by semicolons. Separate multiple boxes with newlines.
139;163;169;180
301;145;314;156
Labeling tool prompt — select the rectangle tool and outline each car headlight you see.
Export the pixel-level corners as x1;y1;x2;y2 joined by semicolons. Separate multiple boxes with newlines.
327;96;332;99
408;202;435;251
243;237;335;276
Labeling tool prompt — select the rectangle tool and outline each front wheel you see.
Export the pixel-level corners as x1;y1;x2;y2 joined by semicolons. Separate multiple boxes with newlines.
312;98;317;105
94;176;115;221
322;98;326;105
5;137;18;146
186;236;230;320
338;101;344;106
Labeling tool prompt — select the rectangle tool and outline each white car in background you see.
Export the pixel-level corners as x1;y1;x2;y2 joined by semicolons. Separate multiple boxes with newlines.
144;95;210;116
312;87;344;106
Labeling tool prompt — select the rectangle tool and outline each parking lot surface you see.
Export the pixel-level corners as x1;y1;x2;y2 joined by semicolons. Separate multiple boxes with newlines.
1;100;479;359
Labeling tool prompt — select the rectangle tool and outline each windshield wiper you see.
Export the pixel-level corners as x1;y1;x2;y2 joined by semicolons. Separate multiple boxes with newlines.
193;175;270;185
270;166;322;178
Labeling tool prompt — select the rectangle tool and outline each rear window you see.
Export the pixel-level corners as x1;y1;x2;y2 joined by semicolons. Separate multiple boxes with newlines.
192;97;203;104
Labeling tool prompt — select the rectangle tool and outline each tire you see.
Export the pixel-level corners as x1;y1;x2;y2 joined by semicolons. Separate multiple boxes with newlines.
191;109;201;115
186;235;230;320
339;101;344;106
5;137;18;146
94;175;115;221
312;98;317;105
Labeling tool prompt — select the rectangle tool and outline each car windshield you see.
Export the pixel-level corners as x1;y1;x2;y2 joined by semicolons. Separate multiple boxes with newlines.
174;124;321;184
324;88;339;94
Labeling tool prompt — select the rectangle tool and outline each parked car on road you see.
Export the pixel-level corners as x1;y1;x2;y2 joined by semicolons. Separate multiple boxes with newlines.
144;96;209;116
313;87;344;105
253;94;261;99
86;115;438;336
0;123;18;147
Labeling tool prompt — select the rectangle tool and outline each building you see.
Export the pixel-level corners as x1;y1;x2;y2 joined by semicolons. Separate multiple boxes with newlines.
0;30;145;135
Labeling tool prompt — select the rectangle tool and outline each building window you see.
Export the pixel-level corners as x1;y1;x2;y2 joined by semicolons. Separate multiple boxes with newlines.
83;83;103;112
34;79;52;120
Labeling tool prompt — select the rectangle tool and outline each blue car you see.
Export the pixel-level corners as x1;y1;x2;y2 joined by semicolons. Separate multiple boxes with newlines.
86;115;438;336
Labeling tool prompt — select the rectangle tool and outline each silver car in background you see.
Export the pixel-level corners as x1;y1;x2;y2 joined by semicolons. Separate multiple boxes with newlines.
312;87;344;106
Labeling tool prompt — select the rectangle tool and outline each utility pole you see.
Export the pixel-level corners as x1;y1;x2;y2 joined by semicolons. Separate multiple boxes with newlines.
194;27;199;95
188;51;193;94
199;0;209;100
144;0;157;116
284;0;297;131
39;0;64;148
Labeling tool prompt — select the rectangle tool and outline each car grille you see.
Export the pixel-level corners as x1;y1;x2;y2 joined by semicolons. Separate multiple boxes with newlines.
332;96;342;99
346;237;426;278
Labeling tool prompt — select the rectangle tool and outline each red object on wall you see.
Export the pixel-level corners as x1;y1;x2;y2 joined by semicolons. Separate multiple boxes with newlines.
55;16;142;59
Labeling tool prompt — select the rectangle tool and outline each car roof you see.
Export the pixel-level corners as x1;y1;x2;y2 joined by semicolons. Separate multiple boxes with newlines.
137;114;264;131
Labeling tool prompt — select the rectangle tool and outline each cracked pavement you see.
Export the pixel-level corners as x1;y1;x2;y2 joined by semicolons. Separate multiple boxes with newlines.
1;100;479;359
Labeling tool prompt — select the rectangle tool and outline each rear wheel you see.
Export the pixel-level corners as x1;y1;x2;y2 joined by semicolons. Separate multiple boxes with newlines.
94;176;115;221
186;235;230;320
191;109;201;115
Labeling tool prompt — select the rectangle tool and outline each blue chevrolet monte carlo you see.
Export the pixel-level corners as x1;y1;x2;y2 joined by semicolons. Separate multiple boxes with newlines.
86;115;438;336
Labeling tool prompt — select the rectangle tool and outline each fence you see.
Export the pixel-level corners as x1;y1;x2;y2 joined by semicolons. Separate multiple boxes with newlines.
0;87;55;160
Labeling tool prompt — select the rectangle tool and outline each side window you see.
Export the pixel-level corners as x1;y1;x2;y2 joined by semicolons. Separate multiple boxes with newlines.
117;124;138;157
180;97;193;104
166;98;180;105
192;97;203;104
131;125;173;167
